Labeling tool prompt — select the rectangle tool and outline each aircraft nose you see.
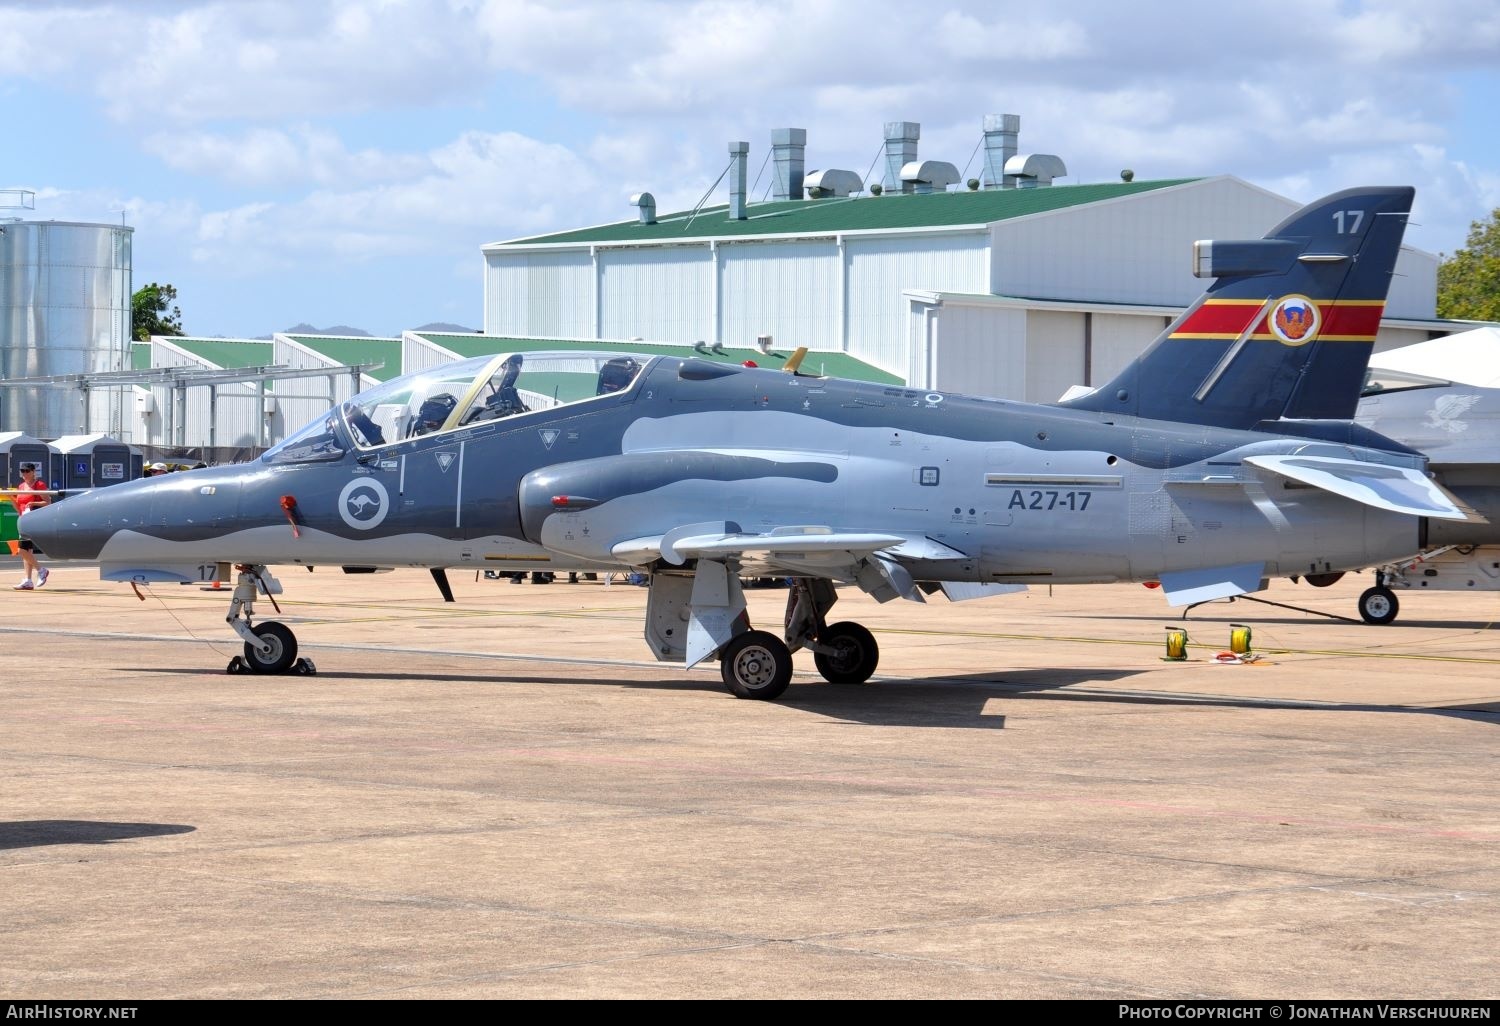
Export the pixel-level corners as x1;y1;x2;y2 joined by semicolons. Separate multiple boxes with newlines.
16;488;119;560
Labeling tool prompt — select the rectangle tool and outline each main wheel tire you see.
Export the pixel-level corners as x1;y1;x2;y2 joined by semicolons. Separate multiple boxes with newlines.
719;630;793;701
1304;572;1345;588
243;621;299;673
1358;586;1399;626
813;621;880;684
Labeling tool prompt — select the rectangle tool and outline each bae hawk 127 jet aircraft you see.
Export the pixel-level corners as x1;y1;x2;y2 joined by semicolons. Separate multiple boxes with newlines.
22;185;1488;700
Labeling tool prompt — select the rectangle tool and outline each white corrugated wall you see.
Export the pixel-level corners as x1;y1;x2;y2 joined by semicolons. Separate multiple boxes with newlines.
135;340;259;449
1386;252;1437;320
402;333;464;377
270;336;360;449
1025;311;1087;404
847;233;989;373
719;240;839;349
484;250;593;338
919;299;1028;399
600;247;714;342
1090;312;1171;386
992;179;1297;307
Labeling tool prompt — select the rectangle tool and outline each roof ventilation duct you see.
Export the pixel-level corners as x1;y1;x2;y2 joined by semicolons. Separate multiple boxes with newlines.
1004;153;1067;188
883;121;919;194
771;128;806;201
900;160;960;194
804;169;863;198
982;113;1021;189
728;141;748;219
630;192;657;224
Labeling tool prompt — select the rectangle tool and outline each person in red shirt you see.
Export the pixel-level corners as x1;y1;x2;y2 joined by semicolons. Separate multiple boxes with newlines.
12;463;50;590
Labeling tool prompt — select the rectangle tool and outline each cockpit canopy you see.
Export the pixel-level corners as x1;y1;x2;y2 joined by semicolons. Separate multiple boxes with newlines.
265;350;650;464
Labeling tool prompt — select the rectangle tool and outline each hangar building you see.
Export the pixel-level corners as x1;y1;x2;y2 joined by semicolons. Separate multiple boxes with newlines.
483;117;1443;405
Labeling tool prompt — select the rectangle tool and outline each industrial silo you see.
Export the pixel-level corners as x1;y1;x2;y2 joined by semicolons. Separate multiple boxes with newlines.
0;219;134;438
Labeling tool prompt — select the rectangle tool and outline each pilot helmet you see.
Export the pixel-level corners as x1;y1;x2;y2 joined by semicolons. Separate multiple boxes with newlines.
416;392;457;430
597;356;640;394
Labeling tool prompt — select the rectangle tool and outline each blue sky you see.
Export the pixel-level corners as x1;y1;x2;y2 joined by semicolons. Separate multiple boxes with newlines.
3;0;1498;339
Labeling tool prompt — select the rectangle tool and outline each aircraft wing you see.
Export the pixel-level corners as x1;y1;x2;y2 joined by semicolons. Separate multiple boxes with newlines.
610;525;978;602
614;524;902;568
1243;455;1482;522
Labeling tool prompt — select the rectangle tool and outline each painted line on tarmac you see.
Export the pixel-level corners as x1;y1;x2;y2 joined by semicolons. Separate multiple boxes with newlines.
5;624;1496;717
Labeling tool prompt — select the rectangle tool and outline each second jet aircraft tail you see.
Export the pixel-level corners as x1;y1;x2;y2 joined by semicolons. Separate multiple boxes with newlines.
1059;185;1415;432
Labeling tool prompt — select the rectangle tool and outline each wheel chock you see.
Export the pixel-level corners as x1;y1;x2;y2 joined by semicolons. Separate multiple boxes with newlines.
292;657;318;676
226;656;248;675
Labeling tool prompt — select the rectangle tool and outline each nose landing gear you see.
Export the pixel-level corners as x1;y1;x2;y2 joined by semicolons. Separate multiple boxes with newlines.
222;564;317;675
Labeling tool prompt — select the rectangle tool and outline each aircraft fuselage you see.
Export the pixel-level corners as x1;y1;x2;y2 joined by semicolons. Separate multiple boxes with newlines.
27;356;1425;587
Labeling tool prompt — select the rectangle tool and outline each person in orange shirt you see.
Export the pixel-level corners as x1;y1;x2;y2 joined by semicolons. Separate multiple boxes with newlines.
12;463;50;590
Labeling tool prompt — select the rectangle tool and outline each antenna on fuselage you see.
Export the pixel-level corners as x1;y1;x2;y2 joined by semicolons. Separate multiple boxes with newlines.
783;347;809;374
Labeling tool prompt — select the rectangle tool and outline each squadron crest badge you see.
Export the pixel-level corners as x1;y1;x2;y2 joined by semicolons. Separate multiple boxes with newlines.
1268;295;1320;346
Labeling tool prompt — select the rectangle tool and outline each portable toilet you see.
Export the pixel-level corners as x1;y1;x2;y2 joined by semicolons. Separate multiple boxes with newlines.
47;433;143;496
0;432;53;489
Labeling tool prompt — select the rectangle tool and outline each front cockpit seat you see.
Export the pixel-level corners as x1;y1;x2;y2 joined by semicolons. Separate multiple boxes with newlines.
466;354;529;424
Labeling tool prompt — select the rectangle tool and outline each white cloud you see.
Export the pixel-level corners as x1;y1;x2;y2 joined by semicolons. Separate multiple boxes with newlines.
5;0;1498;331
935;11;1089;61
1335;0;1500;63
155;129;614;275
144;126;433;188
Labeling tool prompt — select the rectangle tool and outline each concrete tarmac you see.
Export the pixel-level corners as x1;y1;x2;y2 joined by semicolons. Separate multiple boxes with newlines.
1;561;1496;999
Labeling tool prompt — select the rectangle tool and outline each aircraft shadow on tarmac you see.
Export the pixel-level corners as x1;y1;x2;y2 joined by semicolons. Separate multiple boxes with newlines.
139;664;1109;728
129;664;1499;728
0;820;196;850
900;670;1500;725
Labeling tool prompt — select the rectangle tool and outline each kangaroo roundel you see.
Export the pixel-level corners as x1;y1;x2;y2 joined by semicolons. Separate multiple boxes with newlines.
338;477;390;530
1270;294;1320;346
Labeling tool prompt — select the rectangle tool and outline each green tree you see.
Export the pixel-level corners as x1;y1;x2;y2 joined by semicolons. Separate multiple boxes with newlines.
132;281;185;341
1437;209;1500;321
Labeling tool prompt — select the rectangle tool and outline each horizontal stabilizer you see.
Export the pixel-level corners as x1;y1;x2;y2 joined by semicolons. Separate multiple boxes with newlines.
1244;455;1480;521
1158;562;1266;606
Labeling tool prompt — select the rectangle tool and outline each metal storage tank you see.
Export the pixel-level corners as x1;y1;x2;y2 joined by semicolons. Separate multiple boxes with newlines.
0;219;134;437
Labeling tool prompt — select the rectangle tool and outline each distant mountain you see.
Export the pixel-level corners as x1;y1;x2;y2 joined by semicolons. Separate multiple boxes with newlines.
281;323;372;337
248;322;477;340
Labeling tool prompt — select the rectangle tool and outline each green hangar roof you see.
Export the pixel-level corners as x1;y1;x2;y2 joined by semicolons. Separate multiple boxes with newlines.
498;178;1198;247
166;338;274;367
286;335;402;382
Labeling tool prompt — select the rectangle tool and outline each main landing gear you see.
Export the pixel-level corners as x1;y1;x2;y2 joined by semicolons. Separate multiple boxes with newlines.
1358;583;1400;626
222;565;317;675
644;570;883;701
718;630;794;700
712;579;883;701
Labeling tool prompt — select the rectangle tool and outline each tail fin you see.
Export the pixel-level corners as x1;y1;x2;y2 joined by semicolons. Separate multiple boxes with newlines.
1059;186;1414;430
